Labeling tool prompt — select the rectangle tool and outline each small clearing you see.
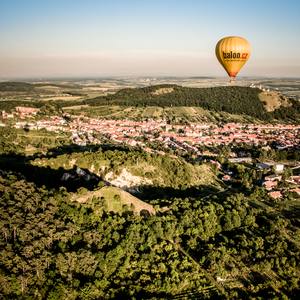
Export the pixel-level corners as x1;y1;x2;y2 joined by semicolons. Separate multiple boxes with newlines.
151;87;174;96
72;186;155;215
258;91;291;112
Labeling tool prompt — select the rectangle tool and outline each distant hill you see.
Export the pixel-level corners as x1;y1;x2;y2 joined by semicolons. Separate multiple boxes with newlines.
0;81;35;92
0;81;78;92
1;82;299;122
85;84;300;122
0;81;80;111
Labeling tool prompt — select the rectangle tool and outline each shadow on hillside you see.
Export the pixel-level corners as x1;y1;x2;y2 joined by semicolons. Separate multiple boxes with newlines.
0;152;225;204
0;142;136;191
0;153;101;192
0;154;223;200
282;206;300;227
0;144;230;203
37;143;134;159
130;184;221;202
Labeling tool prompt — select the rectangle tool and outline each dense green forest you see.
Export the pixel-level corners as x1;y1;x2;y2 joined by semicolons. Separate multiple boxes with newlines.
1;167;299;299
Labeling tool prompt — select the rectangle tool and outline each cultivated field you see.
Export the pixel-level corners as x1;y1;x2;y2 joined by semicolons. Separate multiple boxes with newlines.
63;105;258;123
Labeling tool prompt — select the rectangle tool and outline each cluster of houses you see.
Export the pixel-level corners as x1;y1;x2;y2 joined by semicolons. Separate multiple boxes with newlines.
262;166;300;199
1;105;299;150
1;106;40;120
219;160;300;199
88;118;297;150
10;114;300;151
175;122;300;148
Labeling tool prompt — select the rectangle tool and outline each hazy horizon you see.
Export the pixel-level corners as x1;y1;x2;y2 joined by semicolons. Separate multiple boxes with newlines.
1;0;300;79
2;75;300;82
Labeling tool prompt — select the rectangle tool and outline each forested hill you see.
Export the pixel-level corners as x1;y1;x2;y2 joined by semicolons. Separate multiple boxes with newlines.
0;81;77;91
1;82;299;122
0;81;35;92
86;85;300;122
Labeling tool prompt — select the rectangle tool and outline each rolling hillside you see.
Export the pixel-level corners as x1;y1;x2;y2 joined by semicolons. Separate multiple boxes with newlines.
85;84;300;122
32;149;219;191
0;81;35;92
0;81;78;92
1;81;299;122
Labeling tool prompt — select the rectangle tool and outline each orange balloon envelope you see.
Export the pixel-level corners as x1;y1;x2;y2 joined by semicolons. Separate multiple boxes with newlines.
215;36;251;79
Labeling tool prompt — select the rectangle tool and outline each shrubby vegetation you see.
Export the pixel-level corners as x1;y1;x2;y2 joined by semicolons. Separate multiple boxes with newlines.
0;100;43;112
0;127;70;155
33;148;217;190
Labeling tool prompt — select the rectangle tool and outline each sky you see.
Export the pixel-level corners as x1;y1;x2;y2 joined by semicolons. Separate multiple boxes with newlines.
0;0;300;78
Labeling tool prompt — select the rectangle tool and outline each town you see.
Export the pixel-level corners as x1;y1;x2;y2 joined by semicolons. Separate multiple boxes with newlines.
5;107;299;151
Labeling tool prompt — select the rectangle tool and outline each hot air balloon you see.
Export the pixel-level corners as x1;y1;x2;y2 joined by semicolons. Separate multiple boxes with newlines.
215;36;251;81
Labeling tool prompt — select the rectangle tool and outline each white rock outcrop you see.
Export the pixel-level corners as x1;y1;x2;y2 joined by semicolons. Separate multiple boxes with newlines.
104;168;152;189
